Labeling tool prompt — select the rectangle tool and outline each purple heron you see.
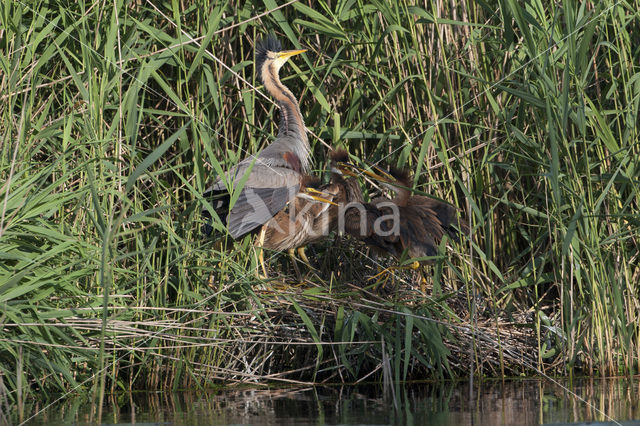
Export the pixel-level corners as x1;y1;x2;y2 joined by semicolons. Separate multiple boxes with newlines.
257;149;361;277
202;35;314;240
258;175;337;278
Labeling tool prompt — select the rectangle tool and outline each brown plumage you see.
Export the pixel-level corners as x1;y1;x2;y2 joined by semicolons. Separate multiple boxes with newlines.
337;164;467;290
343;162;466;292
317;150;404;255
258;149;361;273
257;149;369;275
321;150;365;231
260;176;334;252
268;148;367;248
371;167;467;260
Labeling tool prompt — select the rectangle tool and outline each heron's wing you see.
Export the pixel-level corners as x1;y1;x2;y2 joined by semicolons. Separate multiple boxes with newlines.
342;202;401;255
398;206;439;258
409;196;467;241
208;162;299;191
203;164;302;239
226;184;299;239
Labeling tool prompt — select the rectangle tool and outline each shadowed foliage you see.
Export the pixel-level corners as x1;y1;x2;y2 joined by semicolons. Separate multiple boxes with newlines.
1;1;639;420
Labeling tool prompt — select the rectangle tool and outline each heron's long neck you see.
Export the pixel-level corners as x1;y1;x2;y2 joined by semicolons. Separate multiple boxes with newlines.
263;64;308;144
392;186;410;206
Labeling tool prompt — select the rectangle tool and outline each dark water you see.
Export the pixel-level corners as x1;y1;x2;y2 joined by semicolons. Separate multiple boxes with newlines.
19;378;640;425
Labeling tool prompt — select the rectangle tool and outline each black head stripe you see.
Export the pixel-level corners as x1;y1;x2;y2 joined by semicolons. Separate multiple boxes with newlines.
256;35;282;81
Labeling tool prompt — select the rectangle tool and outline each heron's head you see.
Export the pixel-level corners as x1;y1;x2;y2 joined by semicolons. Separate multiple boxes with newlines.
328;149;391;182
358;163;412;194
256;35;306;81
298;175;338;205
387;167;412;187
329;149;361;177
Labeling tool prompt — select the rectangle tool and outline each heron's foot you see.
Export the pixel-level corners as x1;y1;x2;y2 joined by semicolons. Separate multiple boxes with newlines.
270;278;309;292
297;246;316;270
368;266;394;290
370;266;392;281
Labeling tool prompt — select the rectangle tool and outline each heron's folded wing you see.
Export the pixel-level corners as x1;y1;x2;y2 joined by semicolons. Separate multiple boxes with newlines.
204;164;302;239
410;196;466;241
207;163;300;191
226;184;299;239
399;206;439;258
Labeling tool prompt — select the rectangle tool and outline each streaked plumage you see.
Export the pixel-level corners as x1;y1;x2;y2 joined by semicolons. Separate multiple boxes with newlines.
258;150;357;273
314;149;365;236
260;176;334;252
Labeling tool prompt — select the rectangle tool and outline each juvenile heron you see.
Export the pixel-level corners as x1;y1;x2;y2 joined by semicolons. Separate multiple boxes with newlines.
315;149;365;236
259;150;362;277
358;165;467;291
202;35;313;240
314;159;465;290
259;175;337;278
371;167;466;246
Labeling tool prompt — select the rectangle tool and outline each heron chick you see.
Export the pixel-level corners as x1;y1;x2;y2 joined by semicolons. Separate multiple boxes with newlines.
359;165;468;292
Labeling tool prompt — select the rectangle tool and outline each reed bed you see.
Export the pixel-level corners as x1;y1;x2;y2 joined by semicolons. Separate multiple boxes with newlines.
1;0;639;415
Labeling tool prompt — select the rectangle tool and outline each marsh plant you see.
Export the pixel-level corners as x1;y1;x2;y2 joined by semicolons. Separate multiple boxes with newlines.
1;0;639;417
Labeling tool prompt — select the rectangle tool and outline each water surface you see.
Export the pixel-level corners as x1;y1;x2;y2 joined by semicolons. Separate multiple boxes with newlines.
21;378;640;425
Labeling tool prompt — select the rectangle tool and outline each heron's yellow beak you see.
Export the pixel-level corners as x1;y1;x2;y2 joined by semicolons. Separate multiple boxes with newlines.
336;161;394;182
308;195;338;206
359;162;395;183
334;162;361;178
301;187;338;205
278;49;307;60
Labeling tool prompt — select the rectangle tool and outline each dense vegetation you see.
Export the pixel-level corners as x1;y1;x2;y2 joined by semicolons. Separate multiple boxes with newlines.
1;0;639;419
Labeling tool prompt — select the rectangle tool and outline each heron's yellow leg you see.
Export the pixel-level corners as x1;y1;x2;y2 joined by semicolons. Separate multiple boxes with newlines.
369;266;393;289
410;262;428;294
370;267;393;281
369;261;421;289
287;248;303;280
258;249;268;278
297;246;313;269
419;275;428;294
255;227;268;279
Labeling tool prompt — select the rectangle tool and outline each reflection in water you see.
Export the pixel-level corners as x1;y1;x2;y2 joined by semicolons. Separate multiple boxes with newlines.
21;378;640;425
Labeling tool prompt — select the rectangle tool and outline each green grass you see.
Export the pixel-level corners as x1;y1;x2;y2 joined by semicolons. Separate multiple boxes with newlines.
1;0;639;416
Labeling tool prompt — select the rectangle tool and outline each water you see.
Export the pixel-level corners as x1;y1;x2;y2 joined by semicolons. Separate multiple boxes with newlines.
19;378;640;425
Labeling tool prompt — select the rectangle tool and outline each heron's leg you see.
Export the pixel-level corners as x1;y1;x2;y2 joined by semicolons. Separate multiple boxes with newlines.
297;246;313;269
369;266;393;289
420;276;428;294
287;248;302;281
255;227;268;279
258;249;267;278
418;268;428;294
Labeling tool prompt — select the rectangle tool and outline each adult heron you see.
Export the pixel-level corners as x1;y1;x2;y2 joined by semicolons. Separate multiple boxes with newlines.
203;35;311;239
203;35;315;240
